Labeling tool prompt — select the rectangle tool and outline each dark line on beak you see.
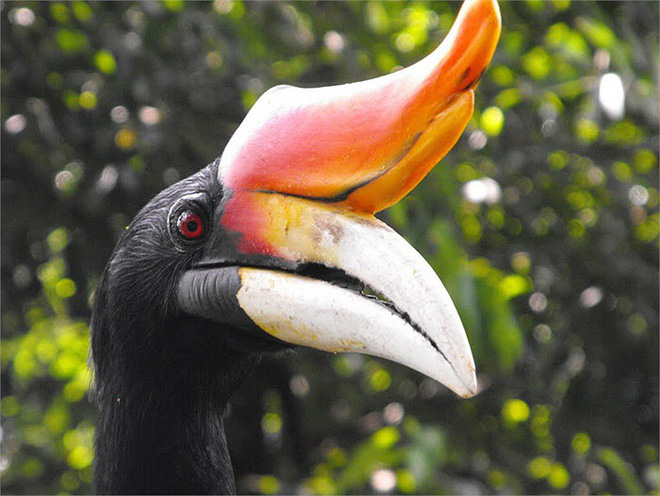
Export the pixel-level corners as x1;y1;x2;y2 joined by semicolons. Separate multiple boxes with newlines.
458;68;486;92
255;171;382;204
254;130;424;204
459;67;471;83
389;305;451;366
396;306;473;394
363;287;469;391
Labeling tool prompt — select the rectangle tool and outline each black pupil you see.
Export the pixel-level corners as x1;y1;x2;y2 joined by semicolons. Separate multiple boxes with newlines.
186;219;198;232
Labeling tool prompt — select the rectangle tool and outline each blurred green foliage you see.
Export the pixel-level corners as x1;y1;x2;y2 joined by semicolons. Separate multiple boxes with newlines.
1;1;658;494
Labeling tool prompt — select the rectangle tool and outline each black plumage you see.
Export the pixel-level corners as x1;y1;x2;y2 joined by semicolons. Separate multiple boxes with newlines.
91;161;287;494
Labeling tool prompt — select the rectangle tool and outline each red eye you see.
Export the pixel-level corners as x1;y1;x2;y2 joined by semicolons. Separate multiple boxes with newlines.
177;211;204;240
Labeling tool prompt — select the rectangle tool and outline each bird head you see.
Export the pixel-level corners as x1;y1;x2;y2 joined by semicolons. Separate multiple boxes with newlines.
92;0;500;399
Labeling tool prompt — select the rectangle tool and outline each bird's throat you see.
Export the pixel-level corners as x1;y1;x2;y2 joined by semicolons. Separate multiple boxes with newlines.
94;391;235;494
92;321;262;495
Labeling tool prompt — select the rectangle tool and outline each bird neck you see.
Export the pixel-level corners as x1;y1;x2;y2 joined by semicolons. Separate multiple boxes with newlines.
92;332;260;495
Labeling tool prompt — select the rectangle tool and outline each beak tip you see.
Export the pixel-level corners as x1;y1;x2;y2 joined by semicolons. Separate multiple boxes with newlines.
458;377;478;399
466;371;479;397
456;355;479;398
460;0;502;44
467;0;501;24
455;369;478;398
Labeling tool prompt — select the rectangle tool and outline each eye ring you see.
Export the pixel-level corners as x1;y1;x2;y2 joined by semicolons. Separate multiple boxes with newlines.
177;211;205;240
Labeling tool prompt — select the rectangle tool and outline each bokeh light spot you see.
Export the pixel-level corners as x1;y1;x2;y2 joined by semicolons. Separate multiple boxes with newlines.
47;228;69;253
324;31;345;54
468;130;488;150
72;2;93;22
480;107;504;136
523;47;551;79
289;375;310;397
79;91;97;110
487;469;507;489
396;469;416;493
528;456;552;479
67;446;93;470
463;177;502;204
372;426;399;449
579;286;603;308
56;28;89;53
383;402;404;425
529;292;548;313
4;114;27;134
213;0;234;15
94;50;117;74
370;469;396;493
261;413;282;434
575;118;599;143
567;219;586;238
572;432;592;454
111;106;129;124
395;33;415;53
633;149;657;173
502;398;530;424
9;7;36;26
257;475;280;495
628;185;649;206
1;396;19;417
163;0;184;13
612;161;632;182
499;275;531;300
138;106;161;126
206;51;223;69
115;128;137;150
370;369;391;392
548;463;570;489
533;324;553;344
55;279;77;299
599;73;625;120
511;251;531;274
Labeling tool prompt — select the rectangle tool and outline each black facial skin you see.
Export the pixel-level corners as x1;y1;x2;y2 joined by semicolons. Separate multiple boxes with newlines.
90;160;289;495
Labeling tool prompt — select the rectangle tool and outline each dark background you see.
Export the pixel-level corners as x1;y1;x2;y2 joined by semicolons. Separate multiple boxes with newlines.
2;1;658;494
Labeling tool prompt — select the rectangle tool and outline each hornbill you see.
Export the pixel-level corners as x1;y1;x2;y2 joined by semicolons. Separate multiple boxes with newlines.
90;0;501;493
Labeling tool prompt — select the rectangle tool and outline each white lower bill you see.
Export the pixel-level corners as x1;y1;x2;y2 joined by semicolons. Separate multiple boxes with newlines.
236;267;476;398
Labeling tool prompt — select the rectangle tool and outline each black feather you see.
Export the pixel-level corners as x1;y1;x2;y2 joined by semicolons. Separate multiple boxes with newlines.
90;161;271;494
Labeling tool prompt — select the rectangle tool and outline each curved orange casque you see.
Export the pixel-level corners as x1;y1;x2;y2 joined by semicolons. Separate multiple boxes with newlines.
219;0;501;215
